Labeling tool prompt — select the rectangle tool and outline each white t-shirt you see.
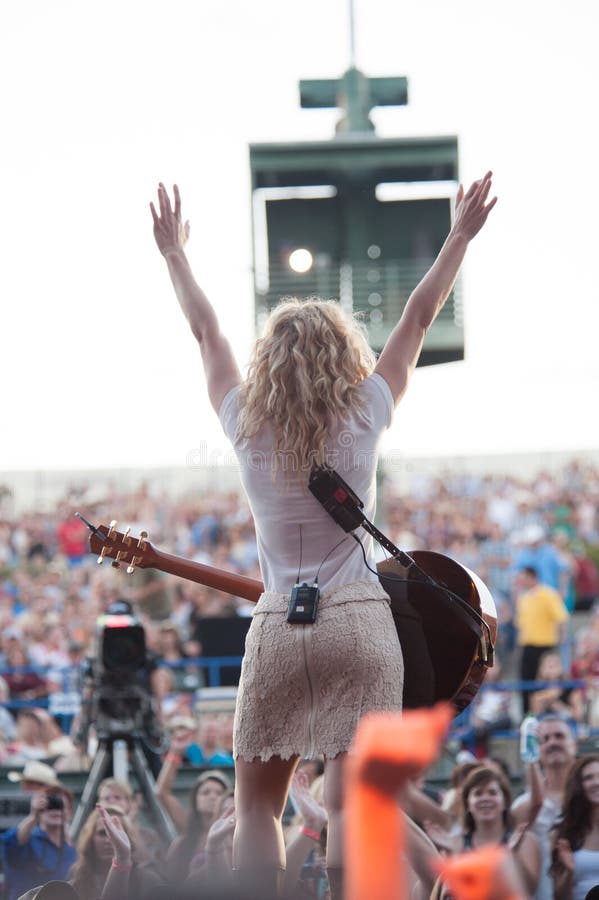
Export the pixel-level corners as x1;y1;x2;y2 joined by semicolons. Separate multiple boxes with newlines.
573;849;599;900
219;373;394;594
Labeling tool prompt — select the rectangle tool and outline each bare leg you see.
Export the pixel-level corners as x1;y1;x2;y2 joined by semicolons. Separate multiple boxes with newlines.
233;754;300;871
324;752;347;900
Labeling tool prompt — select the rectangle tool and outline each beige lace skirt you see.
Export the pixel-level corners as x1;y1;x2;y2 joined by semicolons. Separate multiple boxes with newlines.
233;580;404;762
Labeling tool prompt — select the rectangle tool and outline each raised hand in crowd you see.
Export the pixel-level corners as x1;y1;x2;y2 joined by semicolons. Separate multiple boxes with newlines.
185;801;236;889
97;803;131;866
553;836;575;895
93;803;133;900
203;802;236;858
289;770;328;836
284;770;328;897
169;725;196;759
155;724;197;833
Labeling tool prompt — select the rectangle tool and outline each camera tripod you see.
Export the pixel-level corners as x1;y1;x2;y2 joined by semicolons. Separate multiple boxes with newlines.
70;728;177;844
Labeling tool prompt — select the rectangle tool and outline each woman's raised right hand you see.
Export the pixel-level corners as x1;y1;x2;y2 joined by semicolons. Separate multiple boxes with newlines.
150;183;190;258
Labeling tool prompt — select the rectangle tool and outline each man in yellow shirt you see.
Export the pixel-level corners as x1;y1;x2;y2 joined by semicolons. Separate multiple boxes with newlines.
516;566;569;713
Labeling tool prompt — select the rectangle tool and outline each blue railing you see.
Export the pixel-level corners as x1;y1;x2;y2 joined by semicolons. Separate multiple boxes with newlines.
1;665;596;741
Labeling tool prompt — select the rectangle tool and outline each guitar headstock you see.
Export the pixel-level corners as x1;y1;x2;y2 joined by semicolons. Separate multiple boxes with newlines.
89;521;157;574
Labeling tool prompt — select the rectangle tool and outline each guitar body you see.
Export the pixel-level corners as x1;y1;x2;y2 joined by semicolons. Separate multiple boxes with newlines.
378;551;497;714
87;523;496;715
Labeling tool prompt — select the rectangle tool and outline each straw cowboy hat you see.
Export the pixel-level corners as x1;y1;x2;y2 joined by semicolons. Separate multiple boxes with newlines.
7;761;66;792
17;881;79;900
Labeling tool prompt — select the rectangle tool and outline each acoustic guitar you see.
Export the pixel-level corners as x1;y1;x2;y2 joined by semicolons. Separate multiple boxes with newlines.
87;521;497;715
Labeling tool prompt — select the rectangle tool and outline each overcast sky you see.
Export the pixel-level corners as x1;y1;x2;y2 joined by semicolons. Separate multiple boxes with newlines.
1;0;597;472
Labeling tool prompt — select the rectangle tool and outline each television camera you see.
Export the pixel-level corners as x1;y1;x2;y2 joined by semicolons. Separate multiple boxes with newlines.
71;599;175;843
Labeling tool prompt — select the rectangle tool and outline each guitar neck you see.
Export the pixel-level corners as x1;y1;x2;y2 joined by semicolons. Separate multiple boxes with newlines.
152;547;264;603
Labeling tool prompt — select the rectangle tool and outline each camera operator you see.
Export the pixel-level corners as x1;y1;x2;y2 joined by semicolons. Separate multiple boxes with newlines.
0;786;78;900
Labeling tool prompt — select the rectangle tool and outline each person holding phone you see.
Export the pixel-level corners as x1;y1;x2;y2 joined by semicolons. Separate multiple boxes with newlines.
1;787;77;900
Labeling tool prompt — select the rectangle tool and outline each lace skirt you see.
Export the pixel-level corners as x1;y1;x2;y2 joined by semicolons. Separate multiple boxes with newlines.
233;580;404;762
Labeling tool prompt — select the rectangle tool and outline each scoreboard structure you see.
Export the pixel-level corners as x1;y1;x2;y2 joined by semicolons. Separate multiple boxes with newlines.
249;66;462;365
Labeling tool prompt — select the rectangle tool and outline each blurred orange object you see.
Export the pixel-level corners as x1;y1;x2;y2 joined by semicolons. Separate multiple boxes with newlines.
435;845;524;900
345;703;453;900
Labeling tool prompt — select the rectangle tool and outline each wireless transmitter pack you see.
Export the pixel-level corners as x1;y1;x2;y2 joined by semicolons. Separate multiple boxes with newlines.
287;582;320;624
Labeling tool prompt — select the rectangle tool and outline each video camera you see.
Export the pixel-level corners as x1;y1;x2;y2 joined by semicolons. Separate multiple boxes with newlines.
78;600;162;745
95;600;147;677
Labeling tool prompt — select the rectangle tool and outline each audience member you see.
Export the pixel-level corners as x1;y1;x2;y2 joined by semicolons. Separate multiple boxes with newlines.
5;710;50;763
69;803;162;900
425;765;540;896
468;658;514;757
3;641;48;701
96;777;167;865
572;544;599;611
513;526;572;594
515;567;570;713
155;730;231;885
572;631;599;728
512;714;578;900
185;794;236;894
184;714;234;767
165;769;231;885
1;783;77;900
529;651;585;722
283;770;328;898
551;754;599;900
7;760;66;793
0;673;17;740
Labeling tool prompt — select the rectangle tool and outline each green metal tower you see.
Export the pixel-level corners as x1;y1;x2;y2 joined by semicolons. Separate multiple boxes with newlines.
249;5;461;364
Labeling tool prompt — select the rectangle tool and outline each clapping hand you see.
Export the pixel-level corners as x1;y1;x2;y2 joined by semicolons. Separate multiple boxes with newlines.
555;837;575;873
150;183;190;258
290;770;327;835
205;803;236;855
169;726;196;756
453;171;497;241
96;804;131;867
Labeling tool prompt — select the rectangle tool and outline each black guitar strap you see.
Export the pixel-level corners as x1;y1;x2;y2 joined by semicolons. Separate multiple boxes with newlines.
309;466;493;666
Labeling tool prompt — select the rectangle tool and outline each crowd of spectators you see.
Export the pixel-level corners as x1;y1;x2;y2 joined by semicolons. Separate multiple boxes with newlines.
0;459;599;897
0;461;598;759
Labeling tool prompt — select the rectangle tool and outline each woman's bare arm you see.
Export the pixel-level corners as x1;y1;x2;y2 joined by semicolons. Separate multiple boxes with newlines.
154;730;193;834
375;172;496;405
150;184;242;413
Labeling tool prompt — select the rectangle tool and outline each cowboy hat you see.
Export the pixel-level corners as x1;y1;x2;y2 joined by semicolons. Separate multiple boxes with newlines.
7;761;64;789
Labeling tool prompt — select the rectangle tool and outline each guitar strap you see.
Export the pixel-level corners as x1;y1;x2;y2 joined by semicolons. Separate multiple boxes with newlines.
309;466;493;666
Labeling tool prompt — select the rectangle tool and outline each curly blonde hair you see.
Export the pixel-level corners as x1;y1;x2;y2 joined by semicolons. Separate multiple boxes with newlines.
237;298;376;473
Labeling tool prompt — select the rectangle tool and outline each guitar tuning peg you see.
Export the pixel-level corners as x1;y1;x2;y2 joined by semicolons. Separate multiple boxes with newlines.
107;520;118;539
122;526;132;546
111;551;125;569
127;555;142;575
97;546;108;565
137;530;148;550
